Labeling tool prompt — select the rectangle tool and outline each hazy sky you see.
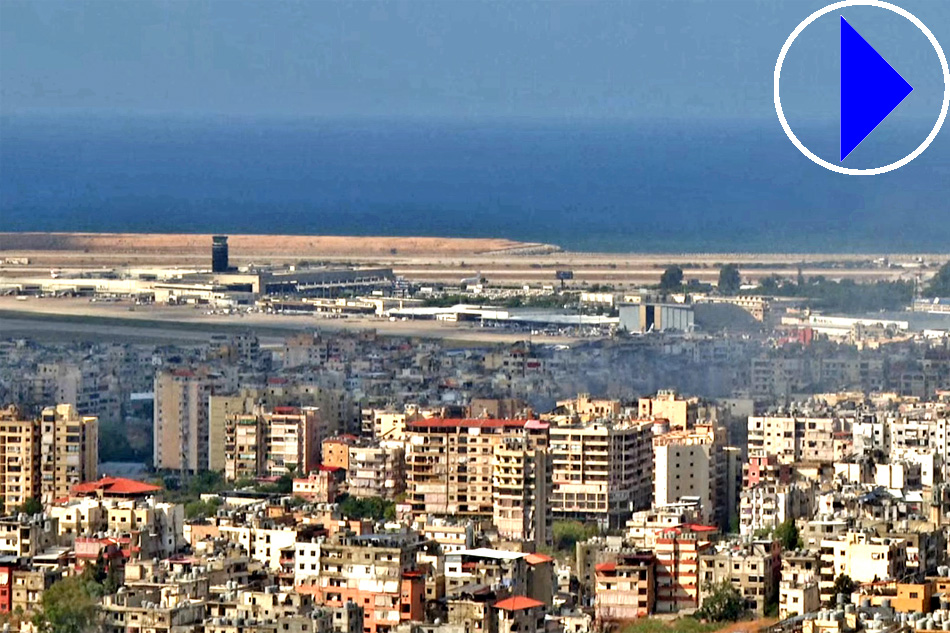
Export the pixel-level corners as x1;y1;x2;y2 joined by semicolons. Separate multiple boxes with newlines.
2;0;948;120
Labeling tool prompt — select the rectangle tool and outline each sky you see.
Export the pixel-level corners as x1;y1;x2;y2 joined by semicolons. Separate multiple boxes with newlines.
1;0;949;121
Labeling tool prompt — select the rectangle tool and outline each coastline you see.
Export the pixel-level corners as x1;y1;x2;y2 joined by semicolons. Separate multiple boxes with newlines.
1;232;946;287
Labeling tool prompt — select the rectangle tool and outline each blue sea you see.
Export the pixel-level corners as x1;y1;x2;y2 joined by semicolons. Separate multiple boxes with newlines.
2;114;949;253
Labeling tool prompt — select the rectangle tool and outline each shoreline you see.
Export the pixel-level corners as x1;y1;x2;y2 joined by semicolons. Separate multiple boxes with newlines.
1;231;947;259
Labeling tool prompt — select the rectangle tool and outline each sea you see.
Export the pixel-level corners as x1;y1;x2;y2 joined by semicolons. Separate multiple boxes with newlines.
2;114;949;253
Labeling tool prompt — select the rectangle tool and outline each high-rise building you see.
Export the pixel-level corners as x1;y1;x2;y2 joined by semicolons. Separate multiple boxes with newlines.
405;418;552;548
653;423;728;527
548;420;654;529
153;367;222;472
0;404;97;511
222;406;322;480
39;404;98;504
0;406;40;514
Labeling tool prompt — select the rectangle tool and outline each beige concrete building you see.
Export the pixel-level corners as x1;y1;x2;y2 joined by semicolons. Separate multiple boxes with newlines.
40;403;98;504
747;415;837;465
594;551;656;622
639;390;699;430
555;393;621;422
154;367;222;472
780;550;821;619
406;419;552;548
549;420;654;529
0;405;40;514
698;540;781;615
222;406;321;481
653;423;726;526
0;404;97;512
209;382;357;471
348;442;406;499
818;532;907;602
492;434;553;548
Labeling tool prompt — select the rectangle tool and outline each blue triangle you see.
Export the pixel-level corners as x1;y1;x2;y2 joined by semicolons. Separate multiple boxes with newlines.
840;16;913;161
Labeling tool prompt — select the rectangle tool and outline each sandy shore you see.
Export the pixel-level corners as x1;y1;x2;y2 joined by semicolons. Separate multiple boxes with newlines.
1;232;946;287
0;232;557;258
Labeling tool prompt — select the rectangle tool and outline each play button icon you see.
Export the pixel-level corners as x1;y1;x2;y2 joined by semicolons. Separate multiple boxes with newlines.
840;16;914;161
775;1;950;176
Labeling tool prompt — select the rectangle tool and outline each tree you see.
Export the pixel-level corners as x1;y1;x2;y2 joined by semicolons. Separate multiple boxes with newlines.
697;580;745;622
718;264;741;295
552;521;600;552
774;519;803;551
32;576;97;633
659;265;684;291
829;574;856;605
20;497;43;516
925;262;950;297
338;495;396;522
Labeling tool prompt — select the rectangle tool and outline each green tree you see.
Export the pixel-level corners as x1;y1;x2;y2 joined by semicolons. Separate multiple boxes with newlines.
32;576;98;633
659;265;684;291
184;497;222;519
774;519;803;551
829;574;856;605
20;497;43;516
338;496;396;521
718;264;741;295
552;520;600;552
697;580;745;622
925;262;950;297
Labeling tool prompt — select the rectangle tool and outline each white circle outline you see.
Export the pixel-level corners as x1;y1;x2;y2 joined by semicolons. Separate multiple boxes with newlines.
774;0;950;175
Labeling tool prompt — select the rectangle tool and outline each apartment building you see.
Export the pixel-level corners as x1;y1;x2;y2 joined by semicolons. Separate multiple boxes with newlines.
493;433;552;549
780;550;821;619
223;406;321;480
698;540;781;615
818;532;908;603
747;415;837;464
739;483;816;537
405;418;552;547
154;367;222;472
31;361;121;425
208;382;359;471
549;420;653;529
217;522;297;571
348;442;405;500
315;532;424;633
39;403;98;504
653;524;718;614
555;393;621;422
653;423;727;526
0;404;97;510
594;551;656;622
445;548;528;596
0;406;40;514
292;470;337;503
494;596;546;633
638;390;699;430
625;503;704;550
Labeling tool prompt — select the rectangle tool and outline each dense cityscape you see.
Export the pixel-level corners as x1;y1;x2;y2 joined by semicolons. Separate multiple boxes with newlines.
0;237;949;633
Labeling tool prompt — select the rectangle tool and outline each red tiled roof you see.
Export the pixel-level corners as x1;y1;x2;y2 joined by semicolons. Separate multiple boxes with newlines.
525;553;554;565
73;477;161;496
272;406;301;414
683;523;719;532
409;418;530;429
595;562;617;573
493;596;545;612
